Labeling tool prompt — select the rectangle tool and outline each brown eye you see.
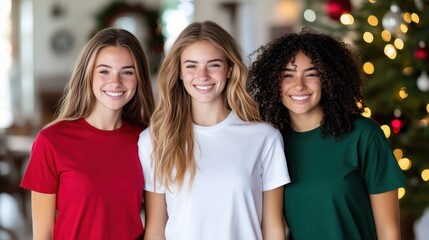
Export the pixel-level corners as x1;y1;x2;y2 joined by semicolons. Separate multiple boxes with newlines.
282;73;293;79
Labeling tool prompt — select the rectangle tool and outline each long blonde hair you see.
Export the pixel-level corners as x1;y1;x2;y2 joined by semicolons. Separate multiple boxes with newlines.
151;20;260;190
54;28;155;128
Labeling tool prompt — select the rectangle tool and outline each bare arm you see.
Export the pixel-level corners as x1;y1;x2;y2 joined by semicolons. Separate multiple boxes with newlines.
143;191;167;240
31;191;56;240
262;186;286;240
369;189;401;240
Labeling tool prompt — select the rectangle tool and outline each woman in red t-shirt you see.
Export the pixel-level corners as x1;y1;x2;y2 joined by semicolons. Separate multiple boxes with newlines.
21;27;155;239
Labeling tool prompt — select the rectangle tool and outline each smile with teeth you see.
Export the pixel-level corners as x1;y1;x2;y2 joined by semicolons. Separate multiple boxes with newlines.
290;95;310;101
194;84;214;91
104;91;124;97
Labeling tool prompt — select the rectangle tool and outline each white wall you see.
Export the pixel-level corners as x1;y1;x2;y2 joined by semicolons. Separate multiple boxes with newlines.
34;0;113;91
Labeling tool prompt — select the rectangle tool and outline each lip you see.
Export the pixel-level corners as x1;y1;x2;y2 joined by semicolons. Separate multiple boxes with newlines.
104;91;125;97
290;94;310;101
194;84;214;91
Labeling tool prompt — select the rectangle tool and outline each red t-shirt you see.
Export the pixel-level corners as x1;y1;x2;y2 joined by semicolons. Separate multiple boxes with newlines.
21;119;144;239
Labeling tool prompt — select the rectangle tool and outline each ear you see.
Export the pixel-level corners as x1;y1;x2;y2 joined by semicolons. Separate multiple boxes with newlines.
227;67;232;78
179;73;183;80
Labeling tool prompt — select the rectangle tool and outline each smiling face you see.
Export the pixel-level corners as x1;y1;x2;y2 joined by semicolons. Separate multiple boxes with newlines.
91;46;137;115
180;40;231;108
280;51;323;130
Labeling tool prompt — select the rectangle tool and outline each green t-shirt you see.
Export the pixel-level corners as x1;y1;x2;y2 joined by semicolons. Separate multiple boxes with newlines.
283;116;406;240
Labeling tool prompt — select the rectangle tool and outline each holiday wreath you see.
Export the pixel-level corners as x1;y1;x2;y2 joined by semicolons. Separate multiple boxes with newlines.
92;1;165;73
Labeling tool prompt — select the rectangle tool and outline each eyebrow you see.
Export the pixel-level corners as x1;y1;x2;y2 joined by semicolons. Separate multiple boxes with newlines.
283;66;317;72
183;59;224;64
95;64;135;69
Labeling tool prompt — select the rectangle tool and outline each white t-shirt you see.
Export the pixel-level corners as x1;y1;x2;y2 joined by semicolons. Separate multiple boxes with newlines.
138;111;290;240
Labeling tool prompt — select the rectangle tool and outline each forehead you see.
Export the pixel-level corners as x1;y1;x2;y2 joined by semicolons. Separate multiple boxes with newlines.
95;46;132;59
181;40;224;61
285;51;314;68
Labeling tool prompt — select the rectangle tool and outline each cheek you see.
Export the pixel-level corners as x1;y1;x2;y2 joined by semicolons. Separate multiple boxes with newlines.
91;78;99;91
311;81;323;93
129;78;138;88
280;81;288;97
180;71;193;82
129;82;137;94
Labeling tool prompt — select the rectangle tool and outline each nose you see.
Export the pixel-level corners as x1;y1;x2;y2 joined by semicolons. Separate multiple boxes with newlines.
197;67;209;81
109;72;123;86
293;75;306;90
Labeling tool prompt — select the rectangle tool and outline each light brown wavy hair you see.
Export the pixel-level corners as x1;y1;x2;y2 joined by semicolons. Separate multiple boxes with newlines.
54;27;155;128
151;20;260;190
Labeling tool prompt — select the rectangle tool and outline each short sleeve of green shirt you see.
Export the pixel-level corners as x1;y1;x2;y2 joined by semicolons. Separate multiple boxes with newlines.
356;118;407;194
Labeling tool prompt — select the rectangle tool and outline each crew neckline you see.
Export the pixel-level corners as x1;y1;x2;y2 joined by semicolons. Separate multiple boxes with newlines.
79;118;130;136
288;126;321;139
193;111;233;131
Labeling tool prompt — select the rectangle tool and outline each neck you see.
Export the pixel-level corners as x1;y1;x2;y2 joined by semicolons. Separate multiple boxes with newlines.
192;102;229;126
290;112;323;132
85;112;122;130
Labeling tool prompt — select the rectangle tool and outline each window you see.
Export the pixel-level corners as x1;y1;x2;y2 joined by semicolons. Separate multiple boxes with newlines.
0;0;13;128
161;0;194;52
0;0;35;130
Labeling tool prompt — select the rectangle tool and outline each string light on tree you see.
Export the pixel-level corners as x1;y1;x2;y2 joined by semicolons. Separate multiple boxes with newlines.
303;9;317;22
411;13;420;23
340;13;354;25
367;15;378;26
363;32;374;43
381;30;392;42
384;44;397;59
422;169;429;181
380;125;391;138
417;71;429;92
398;87;408;99
363;62;374;74
398;157;412;170
394;38;404;50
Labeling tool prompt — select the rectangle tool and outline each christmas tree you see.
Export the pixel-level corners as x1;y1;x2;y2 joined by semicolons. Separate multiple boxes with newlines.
302;0;429;238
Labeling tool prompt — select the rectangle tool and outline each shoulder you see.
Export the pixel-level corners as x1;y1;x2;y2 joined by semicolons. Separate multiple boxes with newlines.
138;127;152;146
245;121;283;144
139;127;151;138
137;128;153;164
39;119;82;136
353;116;382;130
253;121;281;136
230;111;280;134
352;116;384;135
32;120;81;149
122;121;145;135
349;116;386;141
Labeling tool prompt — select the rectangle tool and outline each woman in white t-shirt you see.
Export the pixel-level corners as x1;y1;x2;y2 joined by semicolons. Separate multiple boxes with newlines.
138;20;290;240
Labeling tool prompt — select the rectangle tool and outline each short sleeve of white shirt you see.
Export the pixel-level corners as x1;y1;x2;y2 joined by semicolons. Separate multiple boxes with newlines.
261;130;290;191
138;128;165;193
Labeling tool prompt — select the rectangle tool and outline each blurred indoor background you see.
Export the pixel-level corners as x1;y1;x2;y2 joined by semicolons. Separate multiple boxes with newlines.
0;0;428;239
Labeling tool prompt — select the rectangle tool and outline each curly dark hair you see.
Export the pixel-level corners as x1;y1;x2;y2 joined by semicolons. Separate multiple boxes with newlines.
247;27;366;138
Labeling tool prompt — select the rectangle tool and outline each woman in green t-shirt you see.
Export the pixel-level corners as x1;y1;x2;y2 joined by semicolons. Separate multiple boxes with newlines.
248;27;406;240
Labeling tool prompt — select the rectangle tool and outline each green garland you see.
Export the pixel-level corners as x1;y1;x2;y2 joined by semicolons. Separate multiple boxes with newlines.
92;1;165;73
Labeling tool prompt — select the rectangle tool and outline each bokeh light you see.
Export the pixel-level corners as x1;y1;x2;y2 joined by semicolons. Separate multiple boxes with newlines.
363;62;374;74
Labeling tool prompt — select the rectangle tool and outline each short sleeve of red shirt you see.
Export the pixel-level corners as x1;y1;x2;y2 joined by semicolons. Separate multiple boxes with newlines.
21;131;59;193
